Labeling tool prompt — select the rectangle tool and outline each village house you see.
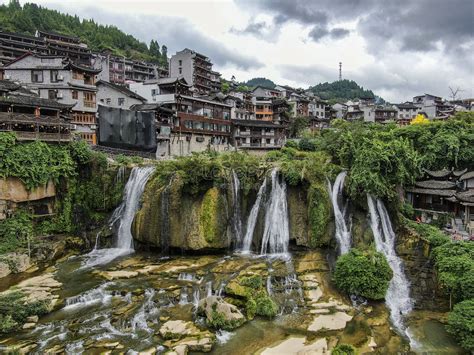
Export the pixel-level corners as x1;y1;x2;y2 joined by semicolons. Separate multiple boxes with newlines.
169;49;221;95
3;53;100;144
0;79;73;142
406;169;474;238
413;94;455;119
396;102;420;124
96;80;146;109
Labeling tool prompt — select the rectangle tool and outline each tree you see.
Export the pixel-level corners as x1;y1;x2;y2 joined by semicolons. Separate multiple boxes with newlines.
289;116;309;138
446;300;474;351
410;114;429;125
334;248;392;300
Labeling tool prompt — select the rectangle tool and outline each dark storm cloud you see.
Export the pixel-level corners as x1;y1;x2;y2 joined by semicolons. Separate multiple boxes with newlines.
229;19;279;41
236;0;474;53
38;3;263;71
308;26;350;41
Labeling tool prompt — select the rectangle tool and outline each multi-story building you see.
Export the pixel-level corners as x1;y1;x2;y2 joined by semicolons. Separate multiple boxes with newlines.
252;86;283;99
0;31;47;68
94;53;168;85
96;80;146;109
413;94;455;119
0;79;73;142
232;119;285;150
129;77;191;102
396;102;420;124
3;53;100;144
374;106;398;123
169;48;221;95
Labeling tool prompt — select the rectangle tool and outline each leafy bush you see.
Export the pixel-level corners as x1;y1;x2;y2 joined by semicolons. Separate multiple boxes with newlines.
332;344;356;355
255;295;278;317
285;140;298;149
246;298;257;319
298;137;316;151
446;299;474;351
0;291;49;334
0;210;33;254
405;220;450;248
433;241;474;303
241;275;263;289
334;248;392;300
400;202;414;219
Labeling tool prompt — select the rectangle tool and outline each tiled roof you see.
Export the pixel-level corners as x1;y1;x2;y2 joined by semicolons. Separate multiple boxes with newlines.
97;80;146;102
0;94;74;109
414;180;456;189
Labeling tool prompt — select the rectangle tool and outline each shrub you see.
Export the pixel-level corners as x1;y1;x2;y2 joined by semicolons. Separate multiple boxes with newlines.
255;295;278;317
285;140;298;149
400;202;414;218
298;138;316;151
332;344;356;355
334;248;392;300
446;299;474;351
0;291;49;334
0;210;33;254
246;298;257;319
241;275;263;289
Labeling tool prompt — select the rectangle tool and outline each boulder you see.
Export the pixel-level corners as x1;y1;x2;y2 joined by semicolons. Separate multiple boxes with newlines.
0;178;55;202
159;320;202;340
198;296;246;330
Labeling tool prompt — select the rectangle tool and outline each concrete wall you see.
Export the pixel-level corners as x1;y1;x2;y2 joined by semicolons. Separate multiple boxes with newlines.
169;50;194;85
97;84;143;109
156;133;231;158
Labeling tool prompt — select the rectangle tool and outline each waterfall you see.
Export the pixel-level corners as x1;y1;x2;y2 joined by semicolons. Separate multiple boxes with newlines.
261;169;289;256
82;166;154;268
329;171;351;255
367;194;413;335
241;178;267;254
231;170;243;245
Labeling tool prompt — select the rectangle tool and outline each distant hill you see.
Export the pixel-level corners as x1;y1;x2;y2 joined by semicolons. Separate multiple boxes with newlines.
245;77;276;88
309;80;376;103
0;0;168;65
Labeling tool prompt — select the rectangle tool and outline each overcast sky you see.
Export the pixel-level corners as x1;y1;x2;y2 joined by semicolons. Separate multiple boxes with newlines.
11;0;474;102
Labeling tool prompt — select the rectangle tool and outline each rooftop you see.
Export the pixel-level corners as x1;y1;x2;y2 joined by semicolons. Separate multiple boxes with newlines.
97;80;146;102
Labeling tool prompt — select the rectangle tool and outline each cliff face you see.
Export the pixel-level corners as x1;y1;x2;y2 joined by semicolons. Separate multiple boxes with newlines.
132;174;334;252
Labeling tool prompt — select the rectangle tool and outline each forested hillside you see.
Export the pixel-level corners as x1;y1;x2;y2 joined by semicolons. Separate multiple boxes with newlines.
245;77;276;88
0;0;168;65
309;79;376;103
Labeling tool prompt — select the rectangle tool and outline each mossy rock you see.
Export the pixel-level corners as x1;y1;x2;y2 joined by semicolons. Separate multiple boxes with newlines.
307;182;332;248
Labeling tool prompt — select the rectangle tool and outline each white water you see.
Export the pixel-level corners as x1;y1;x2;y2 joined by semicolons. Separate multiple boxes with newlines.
261;169;289;256
241;178;267;254
329;171;352;255
231;170;243;245
64;283;114;309
367;194;414;336
82;166;154;268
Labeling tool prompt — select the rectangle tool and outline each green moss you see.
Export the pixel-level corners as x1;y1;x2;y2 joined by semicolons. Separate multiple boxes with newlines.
307;183;332;247
332;344;356;355
200;187;221;244
255;295;278;318
246;298;257;320
241;275;263;289
0;210;33;254
207;310;244;330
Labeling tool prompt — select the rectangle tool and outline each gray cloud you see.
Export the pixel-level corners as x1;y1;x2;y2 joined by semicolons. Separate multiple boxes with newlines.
308;26;350;42
40;3;264;71
229;19;279;41
237;0;474;54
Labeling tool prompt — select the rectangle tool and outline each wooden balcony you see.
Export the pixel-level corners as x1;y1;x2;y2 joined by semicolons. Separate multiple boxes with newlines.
8;131;72;142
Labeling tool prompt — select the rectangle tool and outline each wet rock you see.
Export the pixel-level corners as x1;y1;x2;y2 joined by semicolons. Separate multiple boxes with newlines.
96;270;139;280
0;261;10;278
260;337;328;355
22;322;36;330
0;253;30;275
26;315;38;323
198;296;246;330
159;320;202;340
308;312;353;332
172;336;214;352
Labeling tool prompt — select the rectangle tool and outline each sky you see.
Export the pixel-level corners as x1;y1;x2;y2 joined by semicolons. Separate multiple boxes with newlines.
10;0;474;102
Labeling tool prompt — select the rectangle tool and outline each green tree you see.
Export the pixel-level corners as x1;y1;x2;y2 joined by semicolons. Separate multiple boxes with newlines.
446;300;474;351
334;248;392;300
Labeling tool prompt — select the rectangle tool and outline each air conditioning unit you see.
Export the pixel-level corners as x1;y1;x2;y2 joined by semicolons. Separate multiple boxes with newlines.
70;124;77;130
57;75;64;81
56;92;63;99
90;125;97;130
4;74;11;80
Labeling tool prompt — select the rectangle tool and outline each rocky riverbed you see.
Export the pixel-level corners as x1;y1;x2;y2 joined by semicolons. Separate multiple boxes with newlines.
0;249;464;354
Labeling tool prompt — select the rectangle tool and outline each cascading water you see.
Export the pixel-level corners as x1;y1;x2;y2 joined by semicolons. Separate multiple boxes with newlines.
241;178;267;254
82;166;154;268
231;170;243;245
367;194;414;335
328;171;352;255
261;169;289;256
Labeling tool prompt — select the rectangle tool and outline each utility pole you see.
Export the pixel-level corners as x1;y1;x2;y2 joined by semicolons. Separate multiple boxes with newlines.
339;62;342;81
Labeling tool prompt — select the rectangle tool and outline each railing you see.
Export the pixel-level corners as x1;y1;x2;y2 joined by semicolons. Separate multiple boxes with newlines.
83;101;96;108
6;130;72;142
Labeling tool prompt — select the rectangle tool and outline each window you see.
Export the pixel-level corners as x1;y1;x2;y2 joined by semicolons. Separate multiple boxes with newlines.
151;89;157;96
179;59;182;66
83;92;96;108
72;90;78;100
106;98;111;104
50;70;59;82
31;70;43;83
48;90;57;100
118;98;125;106
179;68;182;75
